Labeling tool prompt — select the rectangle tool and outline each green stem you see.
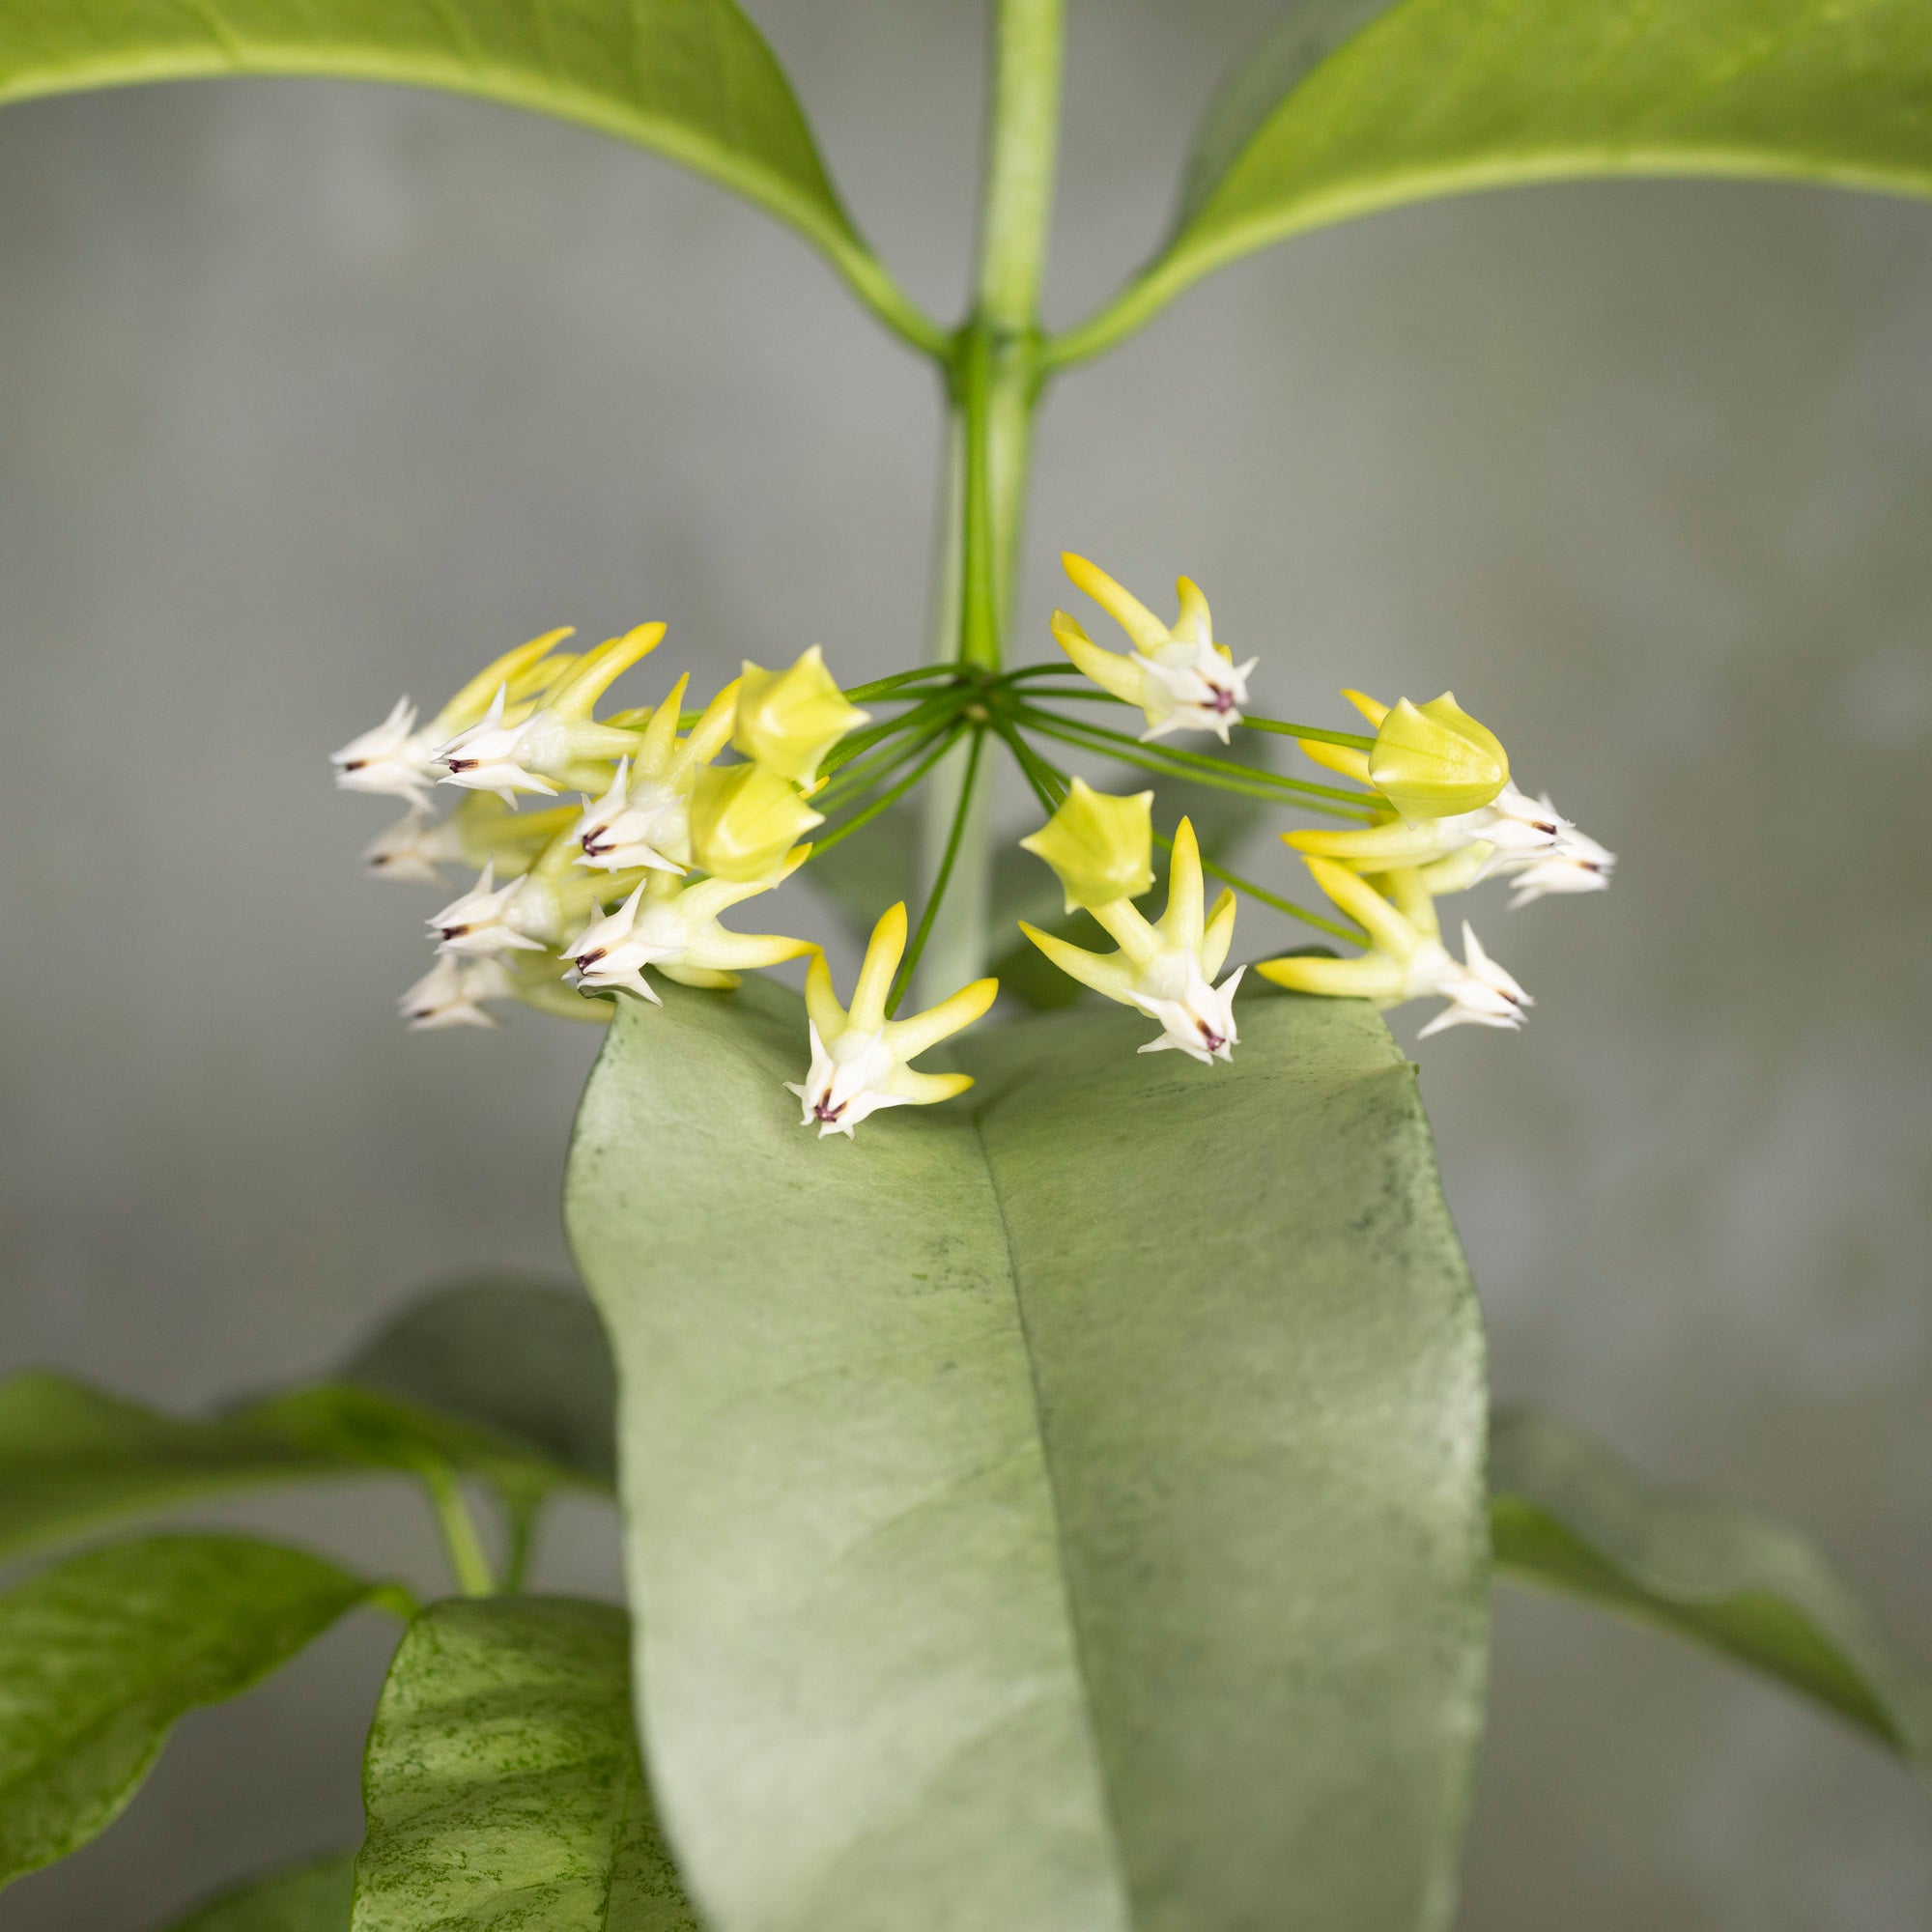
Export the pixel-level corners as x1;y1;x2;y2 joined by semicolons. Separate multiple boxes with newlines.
915;0;1066;996
893;728;988;1014
420;1463;497;1597
814;724;969;853
825;688;971;776
500;1493;541;1594
844;667;963;701
1241;715;1377;752
995;718;1067;812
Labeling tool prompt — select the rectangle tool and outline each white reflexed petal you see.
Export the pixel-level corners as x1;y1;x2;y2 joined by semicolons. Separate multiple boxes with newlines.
1414;923;1532;1037
330;696;441;801
562;881;662;1004
1139;639;1257;745
429;863;550;958
573;760;689;873
1506;825;1617;908
782;1022;906;1139
399;952;514;1030
363;807;467;884
436;685;564;804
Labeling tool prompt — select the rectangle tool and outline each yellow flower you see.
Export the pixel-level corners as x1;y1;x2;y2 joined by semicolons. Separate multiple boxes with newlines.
1018;778;1155;912
785;903;998;1138
1051;553;1257;743
732;645;871;785
1019;817;1242;1064
573;673;742;874
688;763;824;883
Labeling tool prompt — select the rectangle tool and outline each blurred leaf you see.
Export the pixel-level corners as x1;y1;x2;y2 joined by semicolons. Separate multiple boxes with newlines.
804;803;920;944
0;1536;378;1890
566;977;1486;1932
166;1852;358;1932
0;0;926;346
1065;0;1932;357
339;1279;616;1490
0;1281;614;1564
1491;1406;1932;1767
353;1597;696;1931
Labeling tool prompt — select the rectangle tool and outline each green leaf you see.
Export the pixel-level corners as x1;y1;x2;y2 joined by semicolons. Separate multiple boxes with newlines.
1491;1406;1932;1767
0;0;938;353
566;977;1487;1932
353;1597;696;1931
0;1282;615;1565
167;1852;358;1932
1057;0;1932;362
0;1535;378;1889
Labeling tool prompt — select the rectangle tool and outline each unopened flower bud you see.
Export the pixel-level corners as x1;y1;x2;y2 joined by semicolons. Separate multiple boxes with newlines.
688;763;822;882
732;646;870;785
1018;778;1155;913
1369;694;1509;822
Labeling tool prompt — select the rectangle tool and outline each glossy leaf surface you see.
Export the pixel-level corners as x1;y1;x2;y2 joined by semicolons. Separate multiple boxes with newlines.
353;1596;695;1931
1063;0;1932;360
0;0;926;345
567;976;1487;1932
1491;1406;1932;1766
0;1536;376;1889
168;1852;358;1932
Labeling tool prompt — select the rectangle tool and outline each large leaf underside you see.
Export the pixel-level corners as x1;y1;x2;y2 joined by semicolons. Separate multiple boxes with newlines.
0;0;875;299
566;977;1487;1932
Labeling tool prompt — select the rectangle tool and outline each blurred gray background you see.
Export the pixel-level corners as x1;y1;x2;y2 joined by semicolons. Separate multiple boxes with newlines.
3;0;1929;1925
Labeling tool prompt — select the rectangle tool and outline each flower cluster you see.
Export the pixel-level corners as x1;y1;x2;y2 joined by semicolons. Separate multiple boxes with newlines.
333;550;1613;1137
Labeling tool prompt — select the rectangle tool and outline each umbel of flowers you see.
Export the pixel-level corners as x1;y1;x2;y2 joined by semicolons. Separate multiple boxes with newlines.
332;553;1613;1137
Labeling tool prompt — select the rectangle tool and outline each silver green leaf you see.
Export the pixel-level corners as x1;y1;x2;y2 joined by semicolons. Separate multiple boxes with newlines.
0;1535;379;1890
565;976;1487;1932
166;1852;358;1932
353;1596;696;1932
1058;0;1932;362
0;0;937;352
1491;1405;1932;1767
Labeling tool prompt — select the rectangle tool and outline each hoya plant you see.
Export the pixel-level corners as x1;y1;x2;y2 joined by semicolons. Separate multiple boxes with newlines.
3;2;1929;1928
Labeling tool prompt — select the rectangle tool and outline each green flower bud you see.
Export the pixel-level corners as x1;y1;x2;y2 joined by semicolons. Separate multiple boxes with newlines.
1018;778;1155;913
732;645;870;785
689;763;823;882
1368;693;1509;821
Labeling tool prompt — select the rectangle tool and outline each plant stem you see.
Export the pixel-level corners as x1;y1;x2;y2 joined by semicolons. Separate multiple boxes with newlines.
1240;715;1377;752
894;728;988;1014
500;1493;540;1594
915;0;1066;1000
420;1463;497;1597
814;724;969;854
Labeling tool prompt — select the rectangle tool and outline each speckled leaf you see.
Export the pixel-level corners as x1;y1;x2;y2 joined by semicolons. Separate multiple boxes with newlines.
0;0;902;333
1491;1406;1932;1767
353;1597;696;1932
1071;0;1932;355
566;976;1487;1932
167;1852;358;1932
0;1536;377;1889
0;1283;613;1563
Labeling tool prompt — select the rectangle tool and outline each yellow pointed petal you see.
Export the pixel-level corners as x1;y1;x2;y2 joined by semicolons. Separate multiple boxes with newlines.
1254;953;1405;999
1285;821;1448;866
886;975;998;1061
1416;845;1491;895
1302;857;1418;958
1051;610;1147;705
1089;895;1161;969
635;672;691;776
1297;738;1375;785
655;962;742;989
1382;867;1439;941
439;626;576;730
1202;888;1237;980
850;901;908;1031
1340;688;1390;727
1159;815;1205;946
1175;576;1214;648
1019;921;1138;1006
805;950;846;1039
670;677;743;782
1062;552;1168;654
690;929;817;972
551;622;666;719
884;1067;975;1106
510;652;581;702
